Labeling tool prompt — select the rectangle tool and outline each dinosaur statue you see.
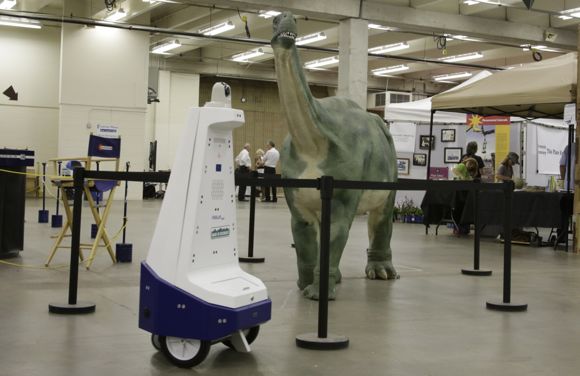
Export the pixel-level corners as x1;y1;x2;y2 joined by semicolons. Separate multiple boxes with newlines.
271;12;399;300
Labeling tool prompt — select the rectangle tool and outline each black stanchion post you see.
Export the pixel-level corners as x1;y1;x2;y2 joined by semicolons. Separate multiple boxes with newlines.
462;181;492;276
38;162;49;223
115;162;133;262
90;161;101;239
51;161;63;228
426;110;435;180
240;170;264;263
49;167;96;314
486;181;527;311
296;176;349;350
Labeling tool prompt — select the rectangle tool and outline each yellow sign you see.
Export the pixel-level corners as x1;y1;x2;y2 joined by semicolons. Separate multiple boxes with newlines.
495;124;510;171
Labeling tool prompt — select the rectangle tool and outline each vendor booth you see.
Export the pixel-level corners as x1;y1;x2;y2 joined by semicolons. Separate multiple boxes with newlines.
385;70;568;207
428;53;577;249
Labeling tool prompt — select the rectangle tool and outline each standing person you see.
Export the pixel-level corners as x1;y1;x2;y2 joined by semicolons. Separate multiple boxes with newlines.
559;142;576;191
495;152;519;182
254;148;265;198
262;140;280;202
235;143;251;201
461;141;485;179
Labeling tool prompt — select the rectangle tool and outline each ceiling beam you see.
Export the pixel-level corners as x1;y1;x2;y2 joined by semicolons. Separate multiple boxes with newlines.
180;0;576;48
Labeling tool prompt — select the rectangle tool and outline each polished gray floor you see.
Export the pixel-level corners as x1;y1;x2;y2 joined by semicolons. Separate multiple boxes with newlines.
1;197;580;376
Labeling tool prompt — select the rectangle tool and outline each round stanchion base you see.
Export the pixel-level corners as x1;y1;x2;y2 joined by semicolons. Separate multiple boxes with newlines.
38;210;49;223
296;333;349;350
51;214;63;228
48;301;96;314
486;301;528;312
239;257;265;263
461;268;492;276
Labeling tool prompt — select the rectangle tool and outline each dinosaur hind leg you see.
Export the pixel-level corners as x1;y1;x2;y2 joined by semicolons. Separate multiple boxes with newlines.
290;214;318;290
366;190;399;280
303;194;359;300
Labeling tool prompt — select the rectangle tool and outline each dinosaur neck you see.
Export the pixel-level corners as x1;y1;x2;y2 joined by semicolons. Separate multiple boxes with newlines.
273;45;325;154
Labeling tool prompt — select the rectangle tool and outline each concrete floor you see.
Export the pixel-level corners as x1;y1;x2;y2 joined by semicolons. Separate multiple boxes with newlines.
1;197;580;376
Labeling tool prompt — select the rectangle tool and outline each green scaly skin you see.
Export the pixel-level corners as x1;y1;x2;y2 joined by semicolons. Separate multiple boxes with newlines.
272;12;399;300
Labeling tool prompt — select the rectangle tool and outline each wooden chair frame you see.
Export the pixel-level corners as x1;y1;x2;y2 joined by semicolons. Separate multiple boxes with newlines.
45;154;120;269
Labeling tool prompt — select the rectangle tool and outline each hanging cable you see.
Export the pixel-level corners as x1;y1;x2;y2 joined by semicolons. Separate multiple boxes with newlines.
433;34;448;55
238;9;251;38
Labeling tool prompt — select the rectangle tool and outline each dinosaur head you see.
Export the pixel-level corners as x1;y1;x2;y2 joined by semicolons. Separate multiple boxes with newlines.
271;11;297;49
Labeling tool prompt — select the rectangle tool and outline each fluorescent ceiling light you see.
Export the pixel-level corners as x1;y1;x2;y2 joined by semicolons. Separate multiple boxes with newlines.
463;0;500;5
199;21;235;36
449;34;481;42
368;23;397;31
258;10;281;19
0;0;16;10
0;16;41;29
295;32;327;46
439;52;483;63
520;44;559;53
151;39;181;54
232;48;264;62
433;72;473;82
560;7;580;18
105;8;127;22
304;56;339;69
372;65;409;76
368;42;409;54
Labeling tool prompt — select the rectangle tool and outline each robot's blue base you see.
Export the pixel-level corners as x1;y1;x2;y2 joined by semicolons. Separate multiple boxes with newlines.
139;262;271;341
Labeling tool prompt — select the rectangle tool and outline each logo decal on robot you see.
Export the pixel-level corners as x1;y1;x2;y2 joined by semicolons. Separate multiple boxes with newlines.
210;226;230;239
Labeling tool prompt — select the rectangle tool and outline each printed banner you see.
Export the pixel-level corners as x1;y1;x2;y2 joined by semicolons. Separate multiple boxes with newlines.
466;115;510;126
537;126;568;175
390;122;417;153
495;125;510;170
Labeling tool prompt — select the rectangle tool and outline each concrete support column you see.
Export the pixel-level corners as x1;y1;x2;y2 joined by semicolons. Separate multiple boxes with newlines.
58;0;150;199
337;18;368;110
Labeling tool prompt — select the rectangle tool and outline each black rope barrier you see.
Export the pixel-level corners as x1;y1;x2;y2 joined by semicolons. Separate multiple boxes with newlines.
51;169;527;325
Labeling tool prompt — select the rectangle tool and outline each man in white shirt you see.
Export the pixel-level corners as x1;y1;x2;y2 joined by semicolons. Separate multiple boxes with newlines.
261;140;280;202
235;143;251;201
560;142;576;191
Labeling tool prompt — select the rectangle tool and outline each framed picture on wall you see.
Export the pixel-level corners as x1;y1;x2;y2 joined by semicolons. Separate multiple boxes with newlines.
413;153;427;166
441;128;456;142
444;147;463;163
419;135;435;150
397;158;410;175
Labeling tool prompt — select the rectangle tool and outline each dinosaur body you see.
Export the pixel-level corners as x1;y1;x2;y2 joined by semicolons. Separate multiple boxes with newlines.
272;12;398;299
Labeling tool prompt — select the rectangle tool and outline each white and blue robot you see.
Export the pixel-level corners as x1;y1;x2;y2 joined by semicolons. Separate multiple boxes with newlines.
139;83;271;368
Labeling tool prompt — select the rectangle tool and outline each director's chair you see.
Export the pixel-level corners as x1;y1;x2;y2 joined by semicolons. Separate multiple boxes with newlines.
45;134;121;269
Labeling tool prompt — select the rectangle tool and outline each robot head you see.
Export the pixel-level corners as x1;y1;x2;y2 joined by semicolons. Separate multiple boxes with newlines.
208;82;232;108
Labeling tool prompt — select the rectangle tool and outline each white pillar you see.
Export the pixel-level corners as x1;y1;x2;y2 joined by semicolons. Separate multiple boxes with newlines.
58;2;150;199
337;18;368;110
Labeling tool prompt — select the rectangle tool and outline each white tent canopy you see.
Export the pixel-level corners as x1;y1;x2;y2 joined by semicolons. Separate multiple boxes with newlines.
385;71;493;124
431;53;577;119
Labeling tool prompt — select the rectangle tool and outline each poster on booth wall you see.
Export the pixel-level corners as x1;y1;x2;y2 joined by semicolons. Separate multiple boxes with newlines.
389;122;416;153
465;115;510;181
537;126;567;175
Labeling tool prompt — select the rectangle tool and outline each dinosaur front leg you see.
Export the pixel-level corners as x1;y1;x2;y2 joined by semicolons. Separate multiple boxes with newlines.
366;191;399;280
303;194;358;300
290;214;318;290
